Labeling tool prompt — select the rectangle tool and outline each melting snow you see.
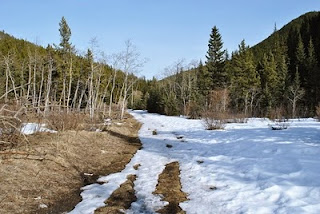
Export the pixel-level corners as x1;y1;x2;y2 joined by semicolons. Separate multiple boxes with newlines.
69;111;320;214
20;123;56;135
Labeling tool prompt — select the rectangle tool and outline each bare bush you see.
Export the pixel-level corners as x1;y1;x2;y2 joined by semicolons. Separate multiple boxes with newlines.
316;104;320;121
208;89;229;113
0;104;26;150
202;111;226;130
225;113;248;123
269;107;288;121
45;112;87;132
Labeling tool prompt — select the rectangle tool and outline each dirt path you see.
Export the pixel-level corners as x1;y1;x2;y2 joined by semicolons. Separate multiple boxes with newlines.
93;161;188;214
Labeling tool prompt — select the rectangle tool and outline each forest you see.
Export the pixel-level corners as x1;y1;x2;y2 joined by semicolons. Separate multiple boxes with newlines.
1;12;320;124
0;17;147;122
145;11;320;120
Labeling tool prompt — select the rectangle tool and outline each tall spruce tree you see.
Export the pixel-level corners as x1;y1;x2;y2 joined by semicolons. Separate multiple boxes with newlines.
229;40;260;115
306;37;319;111
59;17;72;53
58;16;74;111
206;26;227;89
259;52;278;116
295;34;306;84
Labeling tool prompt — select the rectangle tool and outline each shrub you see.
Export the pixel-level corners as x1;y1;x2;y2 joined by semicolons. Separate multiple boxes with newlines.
269;107;288;121
0;105;26;150
202;111;226;130
45;112;86;131
316;104;320;121
225;113;248;123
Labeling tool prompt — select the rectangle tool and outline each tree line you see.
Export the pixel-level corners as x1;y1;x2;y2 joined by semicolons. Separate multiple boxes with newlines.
145;12;320;119
0;17;146;120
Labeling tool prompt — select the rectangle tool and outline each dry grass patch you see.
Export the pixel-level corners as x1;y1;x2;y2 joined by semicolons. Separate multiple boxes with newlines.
153;161;188;214
95;174;137;214
0;114;141;214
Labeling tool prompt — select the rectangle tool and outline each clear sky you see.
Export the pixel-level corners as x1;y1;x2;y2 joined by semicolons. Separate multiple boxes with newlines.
0;0;319;79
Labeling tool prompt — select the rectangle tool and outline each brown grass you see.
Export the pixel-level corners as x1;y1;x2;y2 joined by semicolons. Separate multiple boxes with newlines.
0;114;141;214
0;105;26;151
95;174;137;214
153;161;188;214
45;111;88;131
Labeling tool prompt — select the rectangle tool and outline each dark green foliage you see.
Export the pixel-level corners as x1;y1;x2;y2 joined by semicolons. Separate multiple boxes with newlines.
196;61;210;97
59;16;72;52
135;12;320;118
206;26;228;89
229;40;260;115
147;87;163;114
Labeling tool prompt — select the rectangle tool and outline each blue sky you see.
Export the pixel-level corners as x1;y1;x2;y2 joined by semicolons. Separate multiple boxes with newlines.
0;0;319;79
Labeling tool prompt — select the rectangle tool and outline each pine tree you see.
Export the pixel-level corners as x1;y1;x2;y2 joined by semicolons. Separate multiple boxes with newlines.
58;16;74;112
196;60;210;98
295;34;306;84
206;26;227;89
229;40;260;115
259;52;278;116
306;37;319;112
59;17;72;53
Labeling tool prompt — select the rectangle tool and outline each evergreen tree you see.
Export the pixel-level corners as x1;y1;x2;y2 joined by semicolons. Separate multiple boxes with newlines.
306;38;319;111
229;40;260;115
196;60;210;98
57;16;74;111
295;34;306;84
59;17;72;53
259;52;278;116
206;26;227;89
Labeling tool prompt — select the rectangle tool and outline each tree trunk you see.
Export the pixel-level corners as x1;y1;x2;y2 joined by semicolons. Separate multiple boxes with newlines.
66;57;73;113
44;58;53;115
108;69;117;117
37;66;44;114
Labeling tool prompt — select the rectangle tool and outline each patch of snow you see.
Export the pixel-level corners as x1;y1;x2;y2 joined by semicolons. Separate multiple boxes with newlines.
39;203;48;209
69;110;320;214
20;123;56;135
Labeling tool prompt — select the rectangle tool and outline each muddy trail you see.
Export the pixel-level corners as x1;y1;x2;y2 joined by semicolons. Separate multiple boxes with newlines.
94;161;187;214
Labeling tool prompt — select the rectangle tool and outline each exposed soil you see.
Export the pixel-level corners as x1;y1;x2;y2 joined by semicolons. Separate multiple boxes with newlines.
0;115;141;214
153;161;188;214
95;174;137;214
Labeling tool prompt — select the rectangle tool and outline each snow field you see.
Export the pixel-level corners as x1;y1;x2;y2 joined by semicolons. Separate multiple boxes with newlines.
70;111;320;214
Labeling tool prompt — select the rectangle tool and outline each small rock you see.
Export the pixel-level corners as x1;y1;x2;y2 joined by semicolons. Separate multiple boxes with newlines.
209;186;217;190
133;164;141;170
166;144;173;148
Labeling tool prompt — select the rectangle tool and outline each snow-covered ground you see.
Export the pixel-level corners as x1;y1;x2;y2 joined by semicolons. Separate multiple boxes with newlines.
70;111;320;214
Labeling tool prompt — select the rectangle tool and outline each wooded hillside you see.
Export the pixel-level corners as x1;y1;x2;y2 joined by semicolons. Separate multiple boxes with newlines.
146;11;320;119
0;17;147;120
